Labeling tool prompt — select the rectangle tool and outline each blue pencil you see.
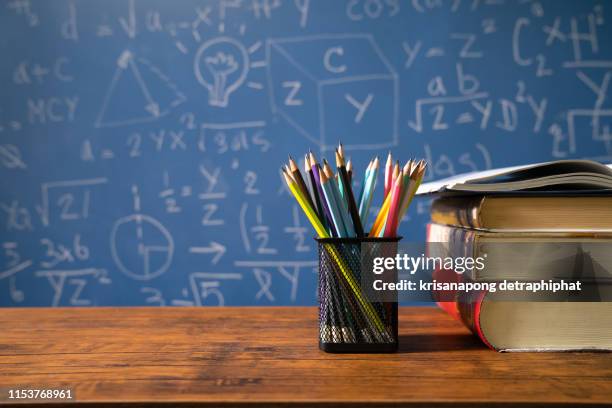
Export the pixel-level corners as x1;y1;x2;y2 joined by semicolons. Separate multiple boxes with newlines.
359;156;379;229
323;161;355;237
357;160;371;210
320;169;348;237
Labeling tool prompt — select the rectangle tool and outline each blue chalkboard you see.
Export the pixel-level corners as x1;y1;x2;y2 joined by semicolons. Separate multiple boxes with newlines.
1;0;611;306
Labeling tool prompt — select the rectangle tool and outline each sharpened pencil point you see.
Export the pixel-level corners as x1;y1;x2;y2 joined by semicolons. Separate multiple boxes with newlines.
309;151;317;165
335;150;345;167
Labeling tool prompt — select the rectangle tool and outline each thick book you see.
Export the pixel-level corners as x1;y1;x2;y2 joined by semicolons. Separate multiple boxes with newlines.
427;223;612;351
418;159;612;194
427;222;612;281
430;195;612;231
436;289;612;352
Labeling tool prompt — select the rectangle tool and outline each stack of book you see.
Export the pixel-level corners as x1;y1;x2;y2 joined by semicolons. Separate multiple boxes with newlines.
418;160;612;352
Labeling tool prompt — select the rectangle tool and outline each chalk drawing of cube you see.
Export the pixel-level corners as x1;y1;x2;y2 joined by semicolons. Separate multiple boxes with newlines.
266;34;398;151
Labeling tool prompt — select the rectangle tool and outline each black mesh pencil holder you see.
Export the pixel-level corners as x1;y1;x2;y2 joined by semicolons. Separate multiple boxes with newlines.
316;236;401;353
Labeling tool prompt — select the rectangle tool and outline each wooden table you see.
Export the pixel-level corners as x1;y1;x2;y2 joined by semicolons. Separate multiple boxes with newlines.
1;307;611;407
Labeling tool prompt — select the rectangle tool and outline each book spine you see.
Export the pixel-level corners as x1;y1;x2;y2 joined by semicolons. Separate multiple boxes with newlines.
427;223;495;350
456;290;494;350
430;196;484;229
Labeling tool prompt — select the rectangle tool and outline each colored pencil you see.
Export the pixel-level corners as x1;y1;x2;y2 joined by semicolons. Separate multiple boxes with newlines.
384;151;392;198
370;188;393;237
392;160;400;182
324;160;355;237
396;160;415;221
383;172;403;237
282;169;326;237
320;169;349;237
335;150;364;237
289;156;315;211
305;153;328;231
386;160;413;235
359;157;378;227
376;161;401;235
357;160;371;209
310;152;336;237
397;160;426;222
346;159;353;182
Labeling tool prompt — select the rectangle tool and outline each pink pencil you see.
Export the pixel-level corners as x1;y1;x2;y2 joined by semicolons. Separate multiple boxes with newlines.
383;173;403;237
384;151;392;198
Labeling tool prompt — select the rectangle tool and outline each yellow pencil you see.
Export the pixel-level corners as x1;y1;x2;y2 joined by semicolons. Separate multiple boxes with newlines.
283;170;327;237
397;160;427;222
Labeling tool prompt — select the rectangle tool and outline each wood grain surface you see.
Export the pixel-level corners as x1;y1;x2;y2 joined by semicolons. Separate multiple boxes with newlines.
0;307;611;407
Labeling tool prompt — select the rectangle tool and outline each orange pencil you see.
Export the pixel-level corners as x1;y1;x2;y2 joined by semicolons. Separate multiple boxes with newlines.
369;189;393;236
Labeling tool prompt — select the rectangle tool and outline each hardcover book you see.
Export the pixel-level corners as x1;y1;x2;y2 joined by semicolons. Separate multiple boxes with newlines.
427;223;612;352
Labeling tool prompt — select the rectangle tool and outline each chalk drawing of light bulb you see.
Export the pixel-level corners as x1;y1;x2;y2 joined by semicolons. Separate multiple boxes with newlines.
194;37;249;108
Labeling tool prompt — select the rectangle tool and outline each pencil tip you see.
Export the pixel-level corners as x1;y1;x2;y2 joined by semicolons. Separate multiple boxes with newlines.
320;169;328;182
420;160;427;172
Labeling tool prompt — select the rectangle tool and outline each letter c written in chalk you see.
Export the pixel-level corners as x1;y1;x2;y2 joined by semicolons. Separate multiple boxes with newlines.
323;46;347;73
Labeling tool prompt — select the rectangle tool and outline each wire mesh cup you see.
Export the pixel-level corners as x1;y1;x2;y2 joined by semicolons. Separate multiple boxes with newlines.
316;237;400;353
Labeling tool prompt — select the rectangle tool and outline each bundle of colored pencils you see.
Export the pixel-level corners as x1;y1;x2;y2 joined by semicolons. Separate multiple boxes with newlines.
282;145;427;239
282;146;426;345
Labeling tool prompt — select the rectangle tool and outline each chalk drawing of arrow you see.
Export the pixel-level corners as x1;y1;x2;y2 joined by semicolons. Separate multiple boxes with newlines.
128;60;160;118
189;242;226;264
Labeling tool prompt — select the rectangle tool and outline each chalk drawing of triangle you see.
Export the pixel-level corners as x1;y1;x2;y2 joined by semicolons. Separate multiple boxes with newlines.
95;50;186;128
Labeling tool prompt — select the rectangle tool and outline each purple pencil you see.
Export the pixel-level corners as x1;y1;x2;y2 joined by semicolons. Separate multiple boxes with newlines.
310;152;337;237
